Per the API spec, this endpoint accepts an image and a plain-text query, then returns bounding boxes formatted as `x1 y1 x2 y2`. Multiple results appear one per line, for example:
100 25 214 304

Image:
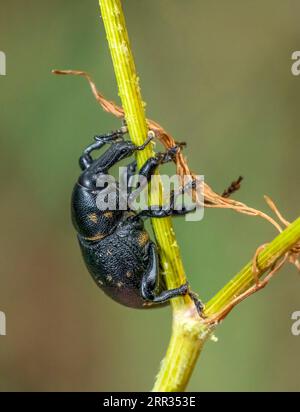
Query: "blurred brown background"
0 0 299 391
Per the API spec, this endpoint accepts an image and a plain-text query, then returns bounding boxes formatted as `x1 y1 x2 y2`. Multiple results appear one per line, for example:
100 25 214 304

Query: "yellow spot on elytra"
142 302 153 307
88 213 98 223
104 211 113 218
137 231 149 247
107 249 112 256
106 275 112 282
84 233 104 241
117 281 123 288
126 271 132 278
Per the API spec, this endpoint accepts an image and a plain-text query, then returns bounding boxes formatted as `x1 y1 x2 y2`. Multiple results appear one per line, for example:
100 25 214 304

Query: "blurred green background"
0 0 299 391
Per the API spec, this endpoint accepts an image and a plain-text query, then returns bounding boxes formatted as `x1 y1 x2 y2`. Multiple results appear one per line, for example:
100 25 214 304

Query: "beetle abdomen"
78 232 150 308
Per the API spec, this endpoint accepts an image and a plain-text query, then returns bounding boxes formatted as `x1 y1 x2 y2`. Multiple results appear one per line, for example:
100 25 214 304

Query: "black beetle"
71 126 202 313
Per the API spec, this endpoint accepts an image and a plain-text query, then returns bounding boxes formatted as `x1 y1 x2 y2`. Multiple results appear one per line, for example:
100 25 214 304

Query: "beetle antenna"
94 126 128 143
136 131 155 151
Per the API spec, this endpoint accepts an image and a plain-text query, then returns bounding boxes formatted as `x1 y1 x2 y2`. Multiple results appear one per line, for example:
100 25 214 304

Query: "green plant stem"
98 0 194 310
153 218 300 391
99 0 203 391
205 216 300 316
98 0 300 392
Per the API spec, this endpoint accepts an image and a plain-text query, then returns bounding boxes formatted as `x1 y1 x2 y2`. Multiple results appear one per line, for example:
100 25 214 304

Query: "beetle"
71 126 203 313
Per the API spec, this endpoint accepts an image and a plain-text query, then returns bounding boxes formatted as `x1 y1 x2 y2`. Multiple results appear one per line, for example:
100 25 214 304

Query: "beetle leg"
134 182 197 218
118 160 138 206
134 180 197 218
79 127 127 170
128 146 179 208
141 243 189 303
120 160 137 193
137 206 196 218
133 145 180 182
139 146 179 179
141 243 204 314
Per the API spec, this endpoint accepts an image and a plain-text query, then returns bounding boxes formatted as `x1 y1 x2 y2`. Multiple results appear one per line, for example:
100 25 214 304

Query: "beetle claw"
187 286 204 317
